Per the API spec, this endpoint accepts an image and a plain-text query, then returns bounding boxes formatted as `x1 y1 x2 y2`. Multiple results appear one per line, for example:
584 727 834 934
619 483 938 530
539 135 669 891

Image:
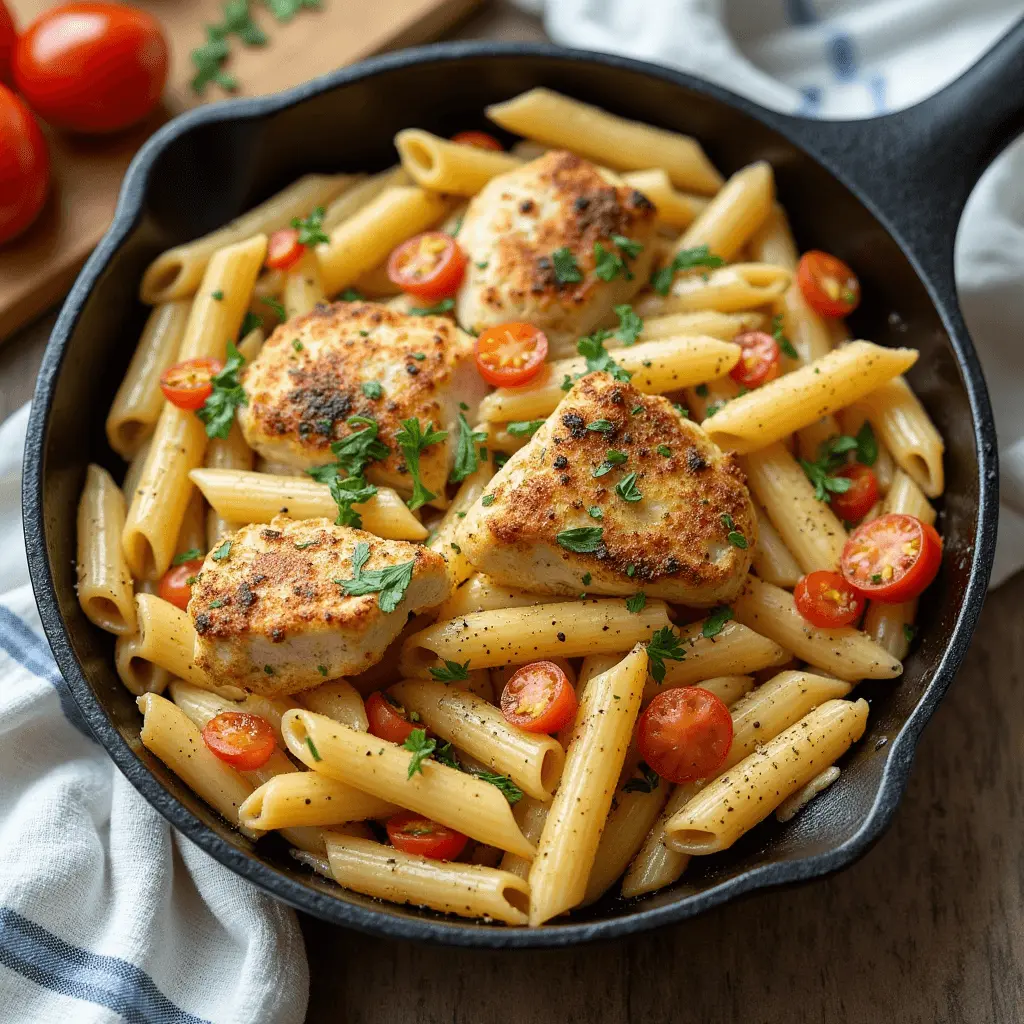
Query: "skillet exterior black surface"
22 35 1016 947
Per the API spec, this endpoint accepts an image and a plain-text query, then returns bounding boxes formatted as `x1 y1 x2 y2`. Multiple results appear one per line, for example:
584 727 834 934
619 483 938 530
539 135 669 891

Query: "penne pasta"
621 169 708 230
636 263 790 318
436 574 559 621
114 631 171 697
640 309 764 343
395 129 523 195
298 679 368 731
203 422 254 548
750 502 803 588
167 679 298 746
427 455 494 585
776 766 841 822
239 772 398 831
283 250 326 318
321 168 406 231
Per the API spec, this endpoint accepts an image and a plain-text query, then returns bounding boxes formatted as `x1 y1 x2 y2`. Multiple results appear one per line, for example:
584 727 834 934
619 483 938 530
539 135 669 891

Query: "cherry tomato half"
14 2 168 134
159 357 223 411
729 330 781 389
796 250 861 318
500 660 577 734
841 513 942 603
265 227 304 271
451 130 504 151
0 2 16 86
366 691 420 744
474 322 549 388
794 570 865 629
386 811 468 861
829 463 879 523
386 231 466 301
637 687 733 784
202 711 276 771
0 84 50 245
158 559 203 611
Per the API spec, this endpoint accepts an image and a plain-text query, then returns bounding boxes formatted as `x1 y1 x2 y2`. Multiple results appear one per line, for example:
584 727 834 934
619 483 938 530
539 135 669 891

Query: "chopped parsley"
240 312 263 336
173 548 203 566
410 352 426 361
317 665 328 676
720 512 747 548
903 624 916 644
771 314 799 359
646 626 686 683
326 474 378 528
468 768 523 804
551 247 582 284
481 494 495 507
588 506 603 519
306 416 390 526
555 527 604 553
197 341 248 439
395 417 448 510
506 419 545 438
577 330 632 383
615 472 642 503
403 728 436 778
586 419 615 436
623 761 659 794
305 736 322 762
450 414 487 484
695 384 709 398
582 572 592 586
340 288 363 301
263 665 275 675
656 444 672 457
335 541 416 614
409 298 455 316
702 605 733 638
292 338 304 352
854 421 878 466
650 245 726 295
429 659 471 682
190 29 237 95
208 598 225 609
264 297 287 321
263 0 322 23
625 592 647 614
594 236 644 282
211 540 231 561
291 206 328 247
593 449 628 477
614 304 644 346
799 432 872 502
211 289 224 301
561 374 575 392
361 380 383 400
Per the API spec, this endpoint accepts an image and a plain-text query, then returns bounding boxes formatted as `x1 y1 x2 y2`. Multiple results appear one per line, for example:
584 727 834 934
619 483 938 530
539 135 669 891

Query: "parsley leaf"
403 728 436 778
340 288 363 301
556 527 604 553
409 298 455 316
614 304 644 346
173 548 203 566
656 444 672 457
855 421 878 466
623 761 659 793
481 494 495 507
625 592 647 613
650 245 726 296
361 380 383 400
551 247 582 284
305 736 322 762
800 439 857 502
264 297 287 321
593 450 628 477
582 572 592 586
772 314 799 359
433 741 461 769
577 330 632 383
903 624 916 644
211 540 231 561
336 541 416 614
240 312 263 337
291 206 328 247
468 768 524 804
611 234 644 259
594 242 631 282
313 415 390 482
450 413 487 484
588 506 603 519
190 28 237 94
327 475 377 528
615 472 643 503
429 659 471 682
197 342 248 439
396 418 448 510
262 0 321 22
702 606 733 638
586 419 615 436
506 420 545 438
646 626 686 683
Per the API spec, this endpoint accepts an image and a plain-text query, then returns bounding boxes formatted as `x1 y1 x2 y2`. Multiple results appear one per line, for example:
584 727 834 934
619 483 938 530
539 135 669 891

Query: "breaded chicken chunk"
189 516 449 695
238 302 489 503
457 373 756 606
455 151 659 356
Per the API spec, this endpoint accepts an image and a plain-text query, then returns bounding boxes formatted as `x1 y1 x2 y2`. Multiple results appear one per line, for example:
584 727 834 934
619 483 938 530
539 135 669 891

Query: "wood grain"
0 0 481 341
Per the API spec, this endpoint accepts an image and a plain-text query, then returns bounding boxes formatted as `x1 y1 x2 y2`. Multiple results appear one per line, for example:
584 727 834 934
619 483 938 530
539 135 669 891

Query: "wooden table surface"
8 3 1023 1022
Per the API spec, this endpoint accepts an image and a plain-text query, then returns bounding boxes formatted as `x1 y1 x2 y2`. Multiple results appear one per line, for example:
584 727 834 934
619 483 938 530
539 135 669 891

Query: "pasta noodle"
621 169 708 230
635 263 790 318
298 679 368 732
395 129 523 195
750 502 803 588
239 772 398 831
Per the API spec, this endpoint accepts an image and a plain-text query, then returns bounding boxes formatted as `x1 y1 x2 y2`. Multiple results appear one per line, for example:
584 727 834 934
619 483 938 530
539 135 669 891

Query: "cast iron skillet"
23 25 1023 947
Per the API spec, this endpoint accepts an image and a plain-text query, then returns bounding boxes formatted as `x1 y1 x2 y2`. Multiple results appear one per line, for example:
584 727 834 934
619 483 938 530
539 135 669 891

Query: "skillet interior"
24 44 994 947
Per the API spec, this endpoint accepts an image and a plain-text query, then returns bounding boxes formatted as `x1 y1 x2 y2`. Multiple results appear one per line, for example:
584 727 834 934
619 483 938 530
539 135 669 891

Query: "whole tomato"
14 2 168 134
0 1 15 86
0 84 49 245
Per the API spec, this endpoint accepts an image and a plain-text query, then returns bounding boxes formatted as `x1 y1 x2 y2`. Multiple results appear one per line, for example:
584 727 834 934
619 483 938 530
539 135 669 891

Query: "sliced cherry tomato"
386 810 468 861
265 227 304 271
841 513 942 603
637 687 733 784
14 2 168 134
796 250 861 318
451 130 504 151
386 231 466 301
0 2 16 86
794 570 865 629
366 691 421 744
202 711 276 771
829 462 879 523
159 357 223 411
158 559 203 611
0 84 50 245
500 660 577 734
729 330 781 389
474 322 549 387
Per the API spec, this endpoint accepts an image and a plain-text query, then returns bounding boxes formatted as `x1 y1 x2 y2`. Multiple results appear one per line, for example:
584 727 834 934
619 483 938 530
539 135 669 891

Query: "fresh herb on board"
396 418 448 510
335 541 416 614
197 342 248 439
650 245 726 296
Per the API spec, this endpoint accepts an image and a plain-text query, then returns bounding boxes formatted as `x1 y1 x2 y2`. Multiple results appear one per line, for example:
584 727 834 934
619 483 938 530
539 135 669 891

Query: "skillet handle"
776 16 1024 284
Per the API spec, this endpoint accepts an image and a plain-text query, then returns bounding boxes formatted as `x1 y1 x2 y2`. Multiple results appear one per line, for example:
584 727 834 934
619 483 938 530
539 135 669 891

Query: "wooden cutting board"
0 0 481 341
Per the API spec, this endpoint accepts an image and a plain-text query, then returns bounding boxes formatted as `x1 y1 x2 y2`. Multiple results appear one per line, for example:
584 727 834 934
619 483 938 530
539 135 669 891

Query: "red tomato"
794 570 865 629
366 691 421 744
500 661 577 734
386 231 466 301
0 2 16 86
0 84 49 245
158 560 203 611
386 811 468 861
474 322 549 387
202 711 276 771
451 130 503 151
729 330 781 389
14 2 168 134
841 513 942 603
796 250 861 318
637 687 733 784
828 463 879 523
159 357 223 411
265 227 304 271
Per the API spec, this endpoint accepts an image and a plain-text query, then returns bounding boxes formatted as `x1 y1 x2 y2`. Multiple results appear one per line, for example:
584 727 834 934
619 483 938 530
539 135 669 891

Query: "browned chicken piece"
457 372 756 606
189 516 450 695
237 302 489 505
455 150 659 356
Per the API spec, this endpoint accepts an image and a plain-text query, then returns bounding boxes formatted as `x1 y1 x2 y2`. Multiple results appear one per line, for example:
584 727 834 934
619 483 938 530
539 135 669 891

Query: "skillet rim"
22 40 998 948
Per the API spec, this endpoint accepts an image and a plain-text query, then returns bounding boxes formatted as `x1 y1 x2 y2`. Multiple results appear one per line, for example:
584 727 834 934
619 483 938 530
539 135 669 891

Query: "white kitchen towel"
518 0 1024 586
0 406 309 1023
